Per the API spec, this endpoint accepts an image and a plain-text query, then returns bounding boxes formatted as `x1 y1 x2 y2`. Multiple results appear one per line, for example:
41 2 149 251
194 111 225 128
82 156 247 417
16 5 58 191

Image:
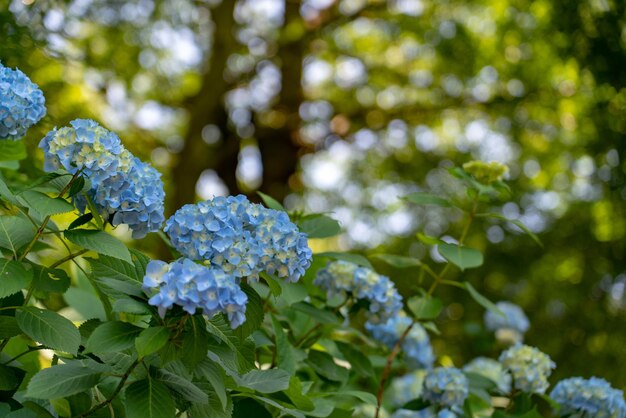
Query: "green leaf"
64 230 132 264
16 307 80 354
271 315 297 374
464 282 503 315
135 326 170 358
31 265 70 293
331 390 377 405
438 242 483 271
235 283 264 340
157 368 208 404
0 260 32 298
236 369 291 393
18 191 74 217
298 214 341 238
26 362 103 399
307 350 349 382
315 251 373 269
0 316 22 338
290 302 339 324
113 298 150 315
0 364 24 390
285 376 314 411
407 295 444 320
257 191 285 211
417 233 444 245
0 216 35 257
404 192 452 207
67 176 86 198
260 272 282 296
195 359 228 411
85 321 142 353
0 176 19 205
87 252 146 299
370 253 421 268
125 378 176 418
67 213 93 230
335 341 374 377
0 140 26 161
181 315 210 369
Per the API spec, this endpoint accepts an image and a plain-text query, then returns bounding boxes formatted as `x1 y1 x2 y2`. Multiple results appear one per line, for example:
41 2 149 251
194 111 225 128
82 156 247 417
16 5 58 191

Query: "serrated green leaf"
0 140 26 161
125 378 175 418
235 283 264 340
0 364 24 390
181 315 210 369
315 251 373 269
307 350 349 382
26 362 103 399
0 216 35 257
157 368 208 404
257 191 285 211
16 307 80 354
195 359 228 410
285 376 314 411
236 369 291 393
298 214 341 238
0 176 18 205
136 327 170 358
30 265 70 293
85 321 142 353
0 260 32 298
370 253 421 268
271 315 297 374
404 192 452 207
64 230 131 264
407 295 444 320
438 242 483 271
260 272 282 296
0 316 21 338
18 191 74 217
113 298 150 314
464 282 503 316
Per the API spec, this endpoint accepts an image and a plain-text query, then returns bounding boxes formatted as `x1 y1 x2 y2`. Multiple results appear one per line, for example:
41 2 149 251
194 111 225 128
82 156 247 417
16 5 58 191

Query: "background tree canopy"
2 0 626 389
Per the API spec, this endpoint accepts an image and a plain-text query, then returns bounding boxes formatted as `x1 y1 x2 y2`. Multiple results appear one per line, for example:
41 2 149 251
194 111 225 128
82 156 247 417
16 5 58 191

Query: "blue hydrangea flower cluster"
499 344 555 394
392 408 456 418
366 313 434 369
550 377 626 418
390 370 427 407
463 357 512 394
484 301 530 335
164 195 312 282
39 119 165 238
314 260 403 322
422 367 469 409
0 63 46 140
143 258 247 328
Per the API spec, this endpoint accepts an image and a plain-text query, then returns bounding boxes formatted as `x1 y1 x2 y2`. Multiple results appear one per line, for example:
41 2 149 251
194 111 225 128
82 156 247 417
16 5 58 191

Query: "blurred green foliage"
2 0 626 390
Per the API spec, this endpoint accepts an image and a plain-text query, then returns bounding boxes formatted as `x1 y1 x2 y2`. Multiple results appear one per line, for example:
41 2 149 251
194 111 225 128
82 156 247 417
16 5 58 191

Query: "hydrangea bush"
0 65 624 418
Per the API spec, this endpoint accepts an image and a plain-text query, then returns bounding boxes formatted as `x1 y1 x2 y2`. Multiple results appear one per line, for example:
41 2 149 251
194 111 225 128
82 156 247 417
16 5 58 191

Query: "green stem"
76 359 140 418
2 345 47 365
48 249 89 269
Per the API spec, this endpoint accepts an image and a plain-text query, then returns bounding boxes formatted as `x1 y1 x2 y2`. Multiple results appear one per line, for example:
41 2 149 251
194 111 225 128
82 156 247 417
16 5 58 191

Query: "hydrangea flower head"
484 302 530 338
390 370 427 407
550 377 626 418
499 344 555 394
366 313 434 369
0 62 46 140
107 158 166 238
314 260 402 322
165 195 312 282
143 258 247 328
422 367 468 409
463 357 511 394
40 119 165 237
